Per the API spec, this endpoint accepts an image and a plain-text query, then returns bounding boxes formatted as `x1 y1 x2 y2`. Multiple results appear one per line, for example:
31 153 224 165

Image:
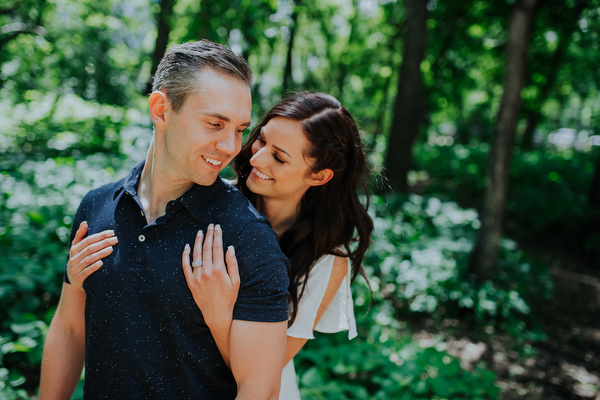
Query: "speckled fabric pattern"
65 162 290 399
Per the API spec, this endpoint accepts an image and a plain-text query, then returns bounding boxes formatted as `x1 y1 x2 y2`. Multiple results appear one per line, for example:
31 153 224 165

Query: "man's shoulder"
81 175 127 205
209 179 266 225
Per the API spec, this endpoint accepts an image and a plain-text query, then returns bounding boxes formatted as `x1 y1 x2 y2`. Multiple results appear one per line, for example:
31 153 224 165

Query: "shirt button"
140 210 144 216
138 234 146 242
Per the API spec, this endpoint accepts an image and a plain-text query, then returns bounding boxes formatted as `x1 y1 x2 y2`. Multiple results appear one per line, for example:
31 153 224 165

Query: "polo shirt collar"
112 161 225 222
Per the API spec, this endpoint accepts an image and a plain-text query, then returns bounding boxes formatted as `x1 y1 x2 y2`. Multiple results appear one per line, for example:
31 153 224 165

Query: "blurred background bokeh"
1 0 599 398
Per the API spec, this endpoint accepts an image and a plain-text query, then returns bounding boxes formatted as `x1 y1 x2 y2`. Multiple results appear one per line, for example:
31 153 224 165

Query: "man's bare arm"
39 282 86 400
230 320 288 400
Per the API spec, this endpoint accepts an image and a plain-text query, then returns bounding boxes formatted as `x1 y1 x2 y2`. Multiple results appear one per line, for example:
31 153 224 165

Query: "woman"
67 93 373 398
181 93 373 398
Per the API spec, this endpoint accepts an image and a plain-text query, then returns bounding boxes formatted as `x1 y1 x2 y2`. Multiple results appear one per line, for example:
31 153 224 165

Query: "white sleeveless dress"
278 253 358 400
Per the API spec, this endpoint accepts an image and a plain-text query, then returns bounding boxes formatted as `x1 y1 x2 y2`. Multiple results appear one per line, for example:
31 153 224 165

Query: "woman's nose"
250 146 267 167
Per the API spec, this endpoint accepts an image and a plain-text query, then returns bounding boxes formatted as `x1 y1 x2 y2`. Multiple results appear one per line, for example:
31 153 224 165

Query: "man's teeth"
203 156 222 166
255 169 273 180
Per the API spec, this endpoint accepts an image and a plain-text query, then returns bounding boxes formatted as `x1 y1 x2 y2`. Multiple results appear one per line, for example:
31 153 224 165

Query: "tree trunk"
470 0 542 281
145 0 174 95
383 0 427 192
282 0 301 95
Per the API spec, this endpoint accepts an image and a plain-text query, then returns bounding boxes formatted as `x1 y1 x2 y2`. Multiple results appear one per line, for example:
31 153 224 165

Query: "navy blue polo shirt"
65 162 290 399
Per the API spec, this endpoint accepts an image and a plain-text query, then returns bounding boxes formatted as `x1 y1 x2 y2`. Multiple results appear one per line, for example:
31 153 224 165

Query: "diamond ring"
192 260 203 268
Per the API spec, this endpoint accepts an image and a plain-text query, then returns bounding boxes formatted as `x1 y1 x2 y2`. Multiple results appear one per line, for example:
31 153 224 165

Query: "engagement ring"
192 260 203 268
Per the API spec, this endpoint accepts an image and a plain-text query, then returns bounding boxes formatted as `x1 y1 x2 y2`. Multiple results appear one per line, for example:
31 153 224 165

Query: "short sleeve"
231 219 290 323
286 253 357 340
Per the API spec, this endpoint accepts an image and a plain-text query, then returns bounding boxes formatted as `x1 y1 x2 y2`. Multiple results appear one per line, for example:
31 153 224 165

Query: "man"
39 40 290 400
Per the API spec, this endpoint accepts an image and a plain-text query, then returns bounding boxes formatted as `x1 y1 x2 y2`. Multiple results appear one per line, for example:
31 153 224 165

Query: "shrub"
364 193 552 336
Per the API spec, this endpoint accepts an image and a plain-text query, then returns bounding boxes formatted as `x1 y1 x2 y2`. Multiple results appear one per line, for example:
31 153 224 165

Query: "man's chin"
194 173 220 187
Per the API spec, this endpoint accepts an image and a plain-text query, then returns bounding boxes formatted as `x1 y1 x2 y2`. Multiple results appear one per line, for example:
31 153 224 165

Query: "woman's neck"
257 196 301 237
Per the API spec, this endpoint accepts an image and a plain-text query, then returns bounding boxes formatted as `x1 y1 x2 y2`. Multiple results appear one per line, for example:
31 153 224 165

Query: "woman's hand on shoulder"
67 221 117 290
182 224 240 330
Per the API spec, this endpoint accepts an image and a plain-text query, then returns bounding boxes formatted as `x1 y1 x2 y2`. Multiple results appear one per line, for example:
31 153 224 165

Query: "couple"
39 40 373 399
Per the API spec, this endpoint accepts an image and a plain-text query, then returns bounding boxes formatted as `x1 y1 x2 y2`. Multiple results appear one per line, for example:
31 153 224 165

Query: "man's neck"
138 138 194 223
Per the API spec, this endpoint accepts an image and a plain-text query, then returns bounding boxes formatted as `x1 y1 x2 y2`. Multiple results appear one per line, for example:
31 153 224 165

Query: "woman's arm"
40 222 116 398
283 255 349 365
182 224 240 367
182 235 350 369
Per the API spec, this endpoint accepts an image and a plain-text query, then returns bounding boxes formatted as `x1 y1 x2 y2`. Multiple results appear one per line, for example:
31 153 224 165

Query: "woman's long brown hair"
234 93 374 324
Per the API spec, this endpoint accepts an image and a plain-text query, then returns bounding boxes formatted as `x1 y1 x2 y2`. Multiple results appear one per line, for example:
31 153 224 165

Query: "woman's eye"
257 134 266 144
273 154 285 164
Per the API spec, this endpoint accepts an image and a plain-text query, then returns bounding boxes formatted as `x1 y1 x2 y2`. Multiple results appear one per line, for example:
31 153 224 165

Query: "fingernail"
208 224 214 230
228 245 235 256
197 230 203 236
216 224 221 231
108 230 115 235
185 243 190 250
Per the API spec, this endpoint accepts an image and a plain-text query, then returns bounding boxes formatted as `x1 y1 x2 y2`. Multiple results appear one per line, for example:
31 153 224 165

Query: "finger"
226 245 240 289
71 235 118 268
71 229 116 259
71 221 89 246
203 224 214 273
193 230 204 266
71 244 114 278
212 225 224 270
73 260 103 284
182 244 192 283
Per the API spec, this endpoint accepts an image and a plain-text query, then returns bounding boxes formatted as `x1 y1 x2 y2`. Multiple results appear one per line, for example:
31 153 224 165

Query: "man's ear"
309 169 334 187
149 91 168 131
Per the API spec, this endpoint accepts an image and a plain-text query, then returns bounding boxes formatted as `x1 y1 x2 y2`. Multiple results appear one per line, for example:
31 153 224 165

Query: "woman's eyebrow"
272 145 291 158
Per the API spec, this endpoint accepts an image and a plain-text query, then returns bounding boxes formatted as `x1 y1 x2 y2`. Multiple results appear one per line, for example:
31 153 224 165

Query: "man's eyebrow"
206 113 251 127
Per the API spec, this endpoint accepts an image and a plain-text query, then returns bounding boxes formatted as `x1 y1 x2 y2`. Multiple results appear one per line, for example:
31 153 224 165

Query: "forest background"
1 0 599 399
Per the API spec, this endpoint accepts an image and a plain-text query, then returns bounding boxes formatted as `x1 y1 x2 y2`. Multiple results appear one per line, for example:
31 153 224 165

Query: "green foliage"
0 89 148 395
507 148 597 251
365 193 552 336
412 139 600 264
295 292 500 399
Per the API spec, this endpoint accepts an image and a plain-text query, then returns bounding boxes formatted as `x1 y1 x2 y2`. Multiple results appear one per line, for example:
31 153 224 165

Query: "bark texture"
145 0 174 95
384 0 427 192
470 0 541 280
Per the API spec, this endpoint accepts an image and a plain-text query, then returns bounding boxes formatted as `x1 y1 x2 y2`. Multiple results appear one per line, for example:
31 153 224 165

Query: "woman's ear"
309 169 334 187
149 91 168 131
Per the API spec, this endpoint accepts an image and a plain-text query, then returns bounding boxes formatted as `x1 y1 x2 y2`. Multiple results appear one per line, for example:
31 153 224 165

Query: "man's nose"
216 129 239 156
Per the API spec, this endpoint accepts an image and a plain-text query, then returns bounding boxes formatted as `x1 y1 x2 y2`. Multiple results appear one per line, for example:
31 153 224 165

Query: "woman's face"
245 117 316 205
